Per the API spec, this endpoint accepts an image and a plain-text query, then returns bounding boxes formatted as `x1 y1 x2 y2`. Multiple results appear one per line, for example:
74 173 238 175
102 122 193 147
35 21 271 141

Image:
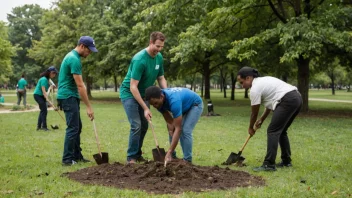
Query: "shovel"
149 120 166 162
223 134 252 165
46 99 65 129
92 120 109 165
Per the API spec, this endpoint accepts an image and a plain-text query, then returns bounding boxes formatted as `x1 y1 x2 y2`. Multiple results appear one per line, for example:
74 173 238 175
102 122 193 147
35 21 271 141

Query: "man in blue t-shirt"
145 86 203 163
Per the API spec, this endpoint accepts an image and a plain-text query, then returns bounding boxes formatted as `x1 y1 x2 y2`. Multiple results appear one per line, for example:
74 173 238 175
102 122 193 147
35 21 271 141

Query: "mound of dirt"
64 161 265 194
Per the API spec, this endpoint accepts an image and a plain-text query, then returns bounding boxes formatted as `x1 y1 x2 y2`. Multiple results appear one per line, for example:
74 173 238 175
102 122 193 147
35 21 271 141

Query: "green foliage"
0 22 16 83
7 4 46 85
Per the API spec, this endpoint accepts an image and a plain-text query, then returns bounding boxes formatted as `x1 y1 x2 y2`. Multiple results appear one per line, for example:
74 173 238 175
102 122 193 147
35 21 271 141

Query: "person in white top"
237 66 302 172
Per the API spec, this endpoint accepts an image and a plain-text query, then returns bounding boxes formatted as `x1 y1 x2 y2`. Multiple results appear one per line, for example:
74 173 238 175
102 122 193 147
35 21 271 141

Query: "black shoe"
276 161 292 167
78 158 91 163
36 127 41 131
136 156 147 162
62 160 77 166
253 164 277 172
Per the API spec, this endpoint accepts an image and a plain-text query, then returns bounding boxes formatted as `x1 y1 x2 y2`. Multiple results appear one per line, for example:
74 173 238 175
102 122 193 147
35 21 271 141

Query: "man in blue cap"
57 36 98 166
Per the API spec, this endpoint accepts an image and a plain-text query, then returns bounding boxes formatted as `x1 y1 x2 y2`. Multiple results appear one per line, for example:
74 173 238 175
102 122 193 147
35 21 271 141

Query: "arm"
162 111 175 136
73 74 94 120
248 104 260 136
130 78 151 120
41 86 50 101
157 75 167 89
255 108 271 128
167 116 182 154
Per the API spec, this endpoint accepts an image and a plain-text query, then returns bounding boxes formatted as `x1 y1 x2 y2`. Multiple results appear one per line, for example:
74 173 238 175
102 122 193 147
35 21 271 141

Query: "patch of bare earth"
64 161 265 194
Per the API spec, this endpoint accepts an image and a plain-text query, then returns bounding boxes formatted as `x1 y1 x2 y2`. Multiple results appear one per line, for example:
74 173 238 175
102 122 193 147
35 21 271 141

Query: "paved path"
309 98 352 104
0 103 55 114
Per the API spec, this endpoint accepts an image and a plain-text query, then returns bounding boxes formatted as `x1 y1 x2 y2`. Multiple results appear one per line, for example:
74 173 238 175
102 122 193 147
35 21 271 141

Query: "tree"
228 0 352 112
0 22 16 84
7 4 46 85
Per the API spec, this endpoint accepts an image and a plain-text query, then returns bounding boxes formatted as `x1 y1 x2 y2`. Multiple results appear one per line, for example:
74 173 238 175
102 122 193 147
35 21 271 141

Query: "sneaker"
276 161 292 167
62 160 77 166
136 156 147 163
253 164 277 172
77 158 91 163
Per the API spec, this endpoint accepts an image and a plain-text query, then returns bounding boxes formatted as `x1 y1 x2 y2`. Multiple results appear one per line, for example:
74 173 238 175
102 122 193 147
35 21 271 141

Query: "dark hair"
150 32 165 43
40 71 50 78
21 74 25 78
237 66 260 79
145 86 162 101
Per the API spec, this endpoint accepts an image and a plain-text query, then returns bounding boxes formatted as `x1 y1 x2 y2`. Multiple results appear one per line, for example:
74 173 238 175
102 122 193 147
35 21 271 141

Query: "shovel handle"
240 135 252 152
149 120 160 147
46 100 65 122
92 120 103 157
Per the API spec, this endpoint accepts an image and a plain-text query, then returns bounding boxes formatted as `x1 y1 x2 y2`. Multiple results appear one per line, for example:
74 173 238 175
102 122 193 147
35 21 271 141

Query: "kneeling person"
145 86 203 163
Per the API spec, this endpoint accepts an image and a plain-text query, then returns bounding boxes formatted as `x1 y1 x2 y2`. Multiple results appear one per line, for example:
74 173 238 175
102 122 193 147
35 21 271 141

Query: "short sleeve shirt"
250 77 297 110
33 77 49 96
158 88 202 118
17 78 27 89
57 50 82 99
119 49 164 100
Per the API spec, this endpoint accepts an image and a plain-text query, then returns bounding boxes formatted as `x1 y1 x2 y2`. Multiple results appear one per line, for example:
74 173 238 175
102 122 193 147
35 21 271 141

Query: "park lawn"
0 90 351 197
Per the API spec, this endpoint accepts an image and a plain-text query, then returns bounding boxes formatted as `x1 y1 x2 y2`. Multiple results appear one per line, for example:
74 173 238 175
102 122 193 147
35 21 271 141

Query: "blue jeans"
59 97 83 163
170 101 203 162
17 90 26 106
122 98 149 161
34 94 48 128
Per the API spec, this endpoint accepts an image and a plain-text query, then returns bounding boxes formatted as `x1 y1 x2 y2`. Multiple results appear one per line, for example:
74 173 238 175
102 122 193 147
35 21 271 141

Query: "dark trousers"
34 94 48 128
264 90 302 165
59 97 83 163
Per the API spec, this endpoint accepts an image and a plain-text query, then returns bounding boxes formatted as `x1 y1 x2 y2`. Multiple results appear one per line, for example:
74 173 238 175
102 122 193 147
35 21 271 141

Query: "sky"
0 0 54 22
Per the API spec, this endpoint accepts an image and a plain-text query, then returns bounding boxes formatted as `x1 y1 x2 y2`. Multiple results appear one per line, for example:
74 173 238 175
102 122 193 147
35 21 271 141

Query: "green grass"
0 89 351 197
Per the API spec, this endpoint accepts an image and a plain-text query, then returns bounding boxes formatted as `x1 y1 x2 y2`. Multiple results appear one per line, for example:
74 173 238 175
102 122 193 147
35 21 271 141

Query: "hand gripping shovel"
223 134 252 165
92 120 109 165
149 120 166 162
46 100 64 130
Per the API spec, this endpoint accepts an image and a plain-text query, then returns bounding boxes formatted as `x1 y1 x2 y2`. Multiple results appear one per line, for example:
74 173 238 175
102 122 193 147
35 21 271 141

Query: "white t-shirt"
250 77 297 110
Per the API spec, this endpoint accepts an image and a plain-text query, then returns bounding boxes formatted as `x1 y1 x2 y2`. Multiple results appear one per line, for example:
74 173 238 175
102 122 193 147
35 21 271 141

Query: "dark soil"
64 161 265 194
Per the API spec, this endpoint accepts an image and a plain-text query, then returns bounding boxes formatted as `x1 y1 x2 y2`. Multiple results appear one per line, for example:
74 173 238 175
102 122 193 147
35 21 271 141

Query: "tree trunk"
203 60 211 99
201 74 204 97
86 75 92 99
244 88 249 98
113 74 118 92
231 71 236 100
331 72 335 95
296 55 310 112
104 78 107 90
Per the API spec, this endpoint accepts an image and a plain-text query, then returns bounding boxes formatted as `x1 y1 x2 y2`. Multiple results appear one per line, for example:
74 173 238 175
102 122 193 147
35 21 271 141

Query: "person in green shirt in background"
120 31 168 164
17 74 28 106
33 66 58 131
57 36 97 166
0 93 4 103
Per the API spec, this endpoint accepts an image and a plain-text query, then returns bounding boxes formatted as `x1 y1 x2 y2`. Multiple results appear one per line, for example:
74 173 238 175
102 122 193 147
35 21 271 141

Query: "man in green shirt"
57 36 97 166
120 32 167 164
17 74 28 106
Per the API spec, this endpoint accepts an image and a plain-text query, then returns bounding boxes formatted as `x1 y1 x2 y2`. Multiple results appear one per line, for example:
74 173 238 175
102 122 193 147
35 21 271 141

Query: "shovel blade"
152 147 166 162
223 152 245 165
93 152 109 165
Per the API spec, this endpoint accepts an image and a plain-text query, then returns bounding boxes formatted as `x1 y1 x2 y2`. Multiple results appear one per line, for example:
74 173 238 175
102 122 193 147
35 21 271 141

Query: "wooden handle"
46 100 65 122
93 120 102 157
240 135 252 152
149 120 160 147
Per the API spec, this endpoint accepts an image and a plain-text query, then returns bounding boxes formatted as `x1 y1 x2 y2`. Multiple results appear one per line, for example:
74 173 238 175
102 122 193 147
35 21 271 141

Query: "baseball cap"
47 66 58 73
78 36 98 52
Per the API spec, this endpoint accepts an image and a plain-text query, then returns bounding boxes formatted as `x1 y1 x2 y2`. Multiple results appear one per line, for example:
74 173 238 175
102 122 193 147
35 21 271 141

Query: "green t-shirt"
120 49 164 100
57 50 82 99
17 78 27 89
34 77 49 96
